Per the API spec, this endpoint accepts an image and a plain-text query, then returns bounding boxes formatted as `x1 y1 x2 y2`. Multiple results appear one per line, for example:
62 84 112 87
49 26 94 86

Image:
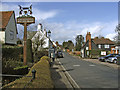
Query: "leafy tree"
75 35 84 51
62 41 68 48
62 40 74 51
68 40 74 51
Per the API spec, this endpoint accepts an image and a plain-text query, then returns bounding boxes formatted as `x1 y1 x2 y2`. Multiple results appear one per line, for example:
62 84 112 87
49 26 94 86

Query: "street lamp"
48 30 51 57
48 30 51 38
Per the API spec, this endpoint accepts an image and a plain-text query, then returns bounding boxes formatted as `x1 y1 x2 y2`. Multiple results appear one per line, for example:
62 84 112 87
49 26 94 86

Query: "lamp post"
48 30 51 57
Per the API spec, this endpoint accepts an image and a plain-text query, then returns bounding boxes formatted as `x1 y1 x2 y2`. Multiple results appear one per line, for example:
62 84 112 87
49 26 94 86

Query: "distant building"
0 11 18 44
81 32 115 58
111 31 120 54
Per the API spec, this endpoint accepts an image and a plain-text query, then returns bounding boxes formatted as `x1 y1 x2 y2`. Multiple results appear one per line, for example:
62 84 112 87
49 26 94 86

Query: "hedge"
34 51 48 62
27 39 33 63
2 45 23 61
3 56 53 88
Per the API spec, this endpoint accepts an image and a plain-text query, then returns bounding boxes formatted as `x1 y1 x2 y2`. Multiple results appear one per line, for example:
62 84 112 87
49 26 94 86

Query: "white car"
106 54 120 64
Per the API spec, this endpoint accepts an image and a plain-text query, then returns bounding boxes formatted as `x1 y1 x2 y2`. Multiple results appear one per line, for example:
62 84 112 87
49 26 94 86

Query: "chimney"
37 23 42 31
86 32 91 50
44 29 47 37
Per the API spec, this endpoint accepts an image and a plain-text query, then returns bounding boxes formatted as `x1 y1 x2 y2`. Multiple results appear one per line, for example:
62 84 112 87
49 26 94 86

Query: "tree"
115 24 120 45
75 35 84 51
32 34 46 58
68 40 74 51
62 41 68 49
39 37 46 48
62 40 74 51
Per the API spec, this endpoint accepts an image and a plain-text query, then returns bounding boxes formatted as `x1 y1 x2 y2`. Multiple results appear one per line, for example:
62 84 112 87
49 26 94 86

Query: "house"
111 43 120 54
81 32 115 58
0 11 18 44
31 23 54 51
111 33 120 54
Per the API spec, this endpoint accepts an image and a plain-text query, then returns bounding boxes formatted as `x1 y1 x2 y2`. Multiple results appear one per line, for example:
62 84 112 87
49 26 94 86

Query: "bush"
2 59 28 75
2 45 23 61
27 39 33 63
3 56 54 88
89 49 101 58
34 51 48 62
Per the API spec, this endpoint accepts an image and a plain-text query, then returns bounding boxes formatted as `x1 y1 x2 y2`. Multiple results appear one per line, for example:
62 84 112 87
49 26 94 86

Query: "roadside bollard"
32 69 36 79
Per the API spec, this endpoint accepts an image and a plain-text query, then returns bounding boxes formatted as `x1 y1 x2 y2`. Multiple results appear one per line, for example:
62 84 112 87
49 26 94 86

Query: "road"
58 52 118 88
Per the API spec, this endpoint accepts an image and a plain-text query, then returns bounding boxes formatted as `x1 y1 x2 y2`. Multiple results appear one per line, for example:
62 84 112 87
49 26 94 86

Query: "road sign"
17 17 35 24
17 5 35 65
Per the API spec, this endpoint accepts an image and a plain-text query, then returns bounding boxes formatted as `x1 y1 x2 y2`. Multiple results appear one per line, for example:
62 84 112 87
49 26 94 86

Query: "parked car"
56 50 64 58
98 54 118 62
106 54 120 64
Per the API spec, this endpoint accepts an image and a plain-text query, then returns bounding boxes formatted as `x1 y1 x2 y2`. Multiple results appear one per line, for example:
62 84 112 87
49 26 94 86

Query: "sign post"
17 5 35 65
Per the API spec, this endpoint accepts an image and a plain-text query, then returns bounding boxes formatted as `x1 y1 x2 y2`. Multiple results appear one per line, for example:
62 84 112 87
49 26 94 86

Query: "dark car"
106 54 120 64
56 50 64 58
98 54 118 62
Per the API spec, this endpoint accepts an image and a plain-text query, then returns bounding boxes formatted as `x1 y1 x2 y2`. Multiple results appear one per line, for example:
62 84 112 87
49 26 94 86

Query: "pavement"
50 59 73 89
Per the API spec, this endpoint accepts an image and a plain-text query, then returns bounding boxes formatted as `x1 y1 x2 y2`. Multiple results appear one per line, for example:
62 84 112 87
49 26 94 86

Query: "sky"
0 2 118 44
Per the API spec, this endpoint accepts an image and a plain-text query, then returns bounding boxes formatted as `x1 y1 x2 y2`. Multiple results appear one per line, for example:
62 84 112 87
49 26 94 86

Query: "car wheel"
113 60 117 64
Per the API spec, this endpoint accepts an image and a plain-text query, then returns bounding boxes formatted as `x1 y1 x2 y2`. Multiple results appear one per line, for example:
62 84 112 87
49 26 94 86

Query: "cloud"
105 33 117 41
0 3 58 20
0 3 117 44
41 21 117 44
0 3 58 39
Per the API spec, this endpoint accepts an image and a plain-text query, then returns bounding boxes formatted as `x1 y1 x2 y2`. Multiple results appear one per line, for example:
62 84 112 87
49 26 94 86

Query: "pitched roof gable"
93 37 115 44
0 11 14 29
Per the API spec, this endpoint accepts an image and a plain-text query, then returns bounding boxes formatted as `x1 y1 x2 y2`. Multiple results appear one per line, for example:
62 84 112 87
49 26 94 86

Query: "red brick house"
81 32 115 58
111 46 120 54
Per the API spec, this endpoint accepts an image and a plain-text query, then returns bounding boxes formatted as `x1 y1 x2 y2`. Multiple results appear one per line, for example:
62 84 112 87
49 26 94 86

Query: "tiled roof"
0 11 13 29
93 37 115 44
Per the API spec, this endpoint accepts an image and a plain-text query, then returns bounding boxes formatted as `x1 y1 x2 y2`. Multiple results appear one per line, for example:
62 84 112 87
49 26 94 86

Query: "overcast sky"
0 2 118 44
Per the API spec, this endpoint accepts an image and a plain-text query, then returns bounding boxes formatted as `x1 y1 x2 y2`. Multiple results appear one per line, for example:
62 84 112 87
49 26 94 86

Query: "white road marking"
73 65 80 67
57 59 80 89
89 64 95 67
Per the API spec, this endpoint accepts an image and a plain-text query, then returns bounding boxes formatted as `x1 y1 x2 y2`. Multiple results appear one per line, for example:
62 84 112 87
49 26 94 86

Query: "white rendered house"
31 23 49 51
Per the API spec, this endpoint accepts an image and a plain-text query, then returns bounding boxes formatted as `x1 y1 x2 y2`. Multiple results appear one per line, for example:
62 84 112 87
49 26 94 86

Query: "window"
98 44 101 48
104 45 109 48
86 47 88 50
10 31 14 40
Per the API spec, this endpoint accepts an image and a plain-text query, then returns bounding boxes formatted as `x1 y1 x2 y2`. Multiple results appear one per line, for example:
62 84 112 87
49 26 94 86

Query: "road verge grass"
3 56 54 89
